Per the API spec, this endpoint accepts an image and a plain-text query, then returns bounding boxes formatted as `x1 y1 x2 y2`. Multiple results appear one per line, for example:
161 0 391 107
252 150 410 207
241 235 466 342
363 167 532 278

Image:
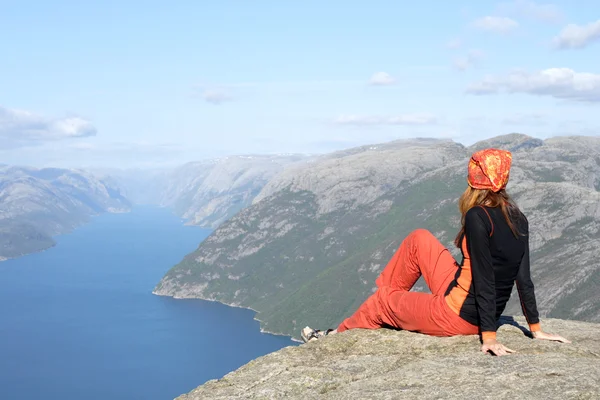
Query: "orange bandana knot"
467 148 512 192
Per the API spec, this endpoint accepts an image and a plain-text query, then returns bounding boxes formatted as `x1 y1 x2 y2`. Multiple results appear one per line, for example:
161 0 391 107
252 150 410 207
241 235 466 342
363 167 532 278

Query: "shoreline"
0 207 132 264
0 243 58 264
152 290 302 343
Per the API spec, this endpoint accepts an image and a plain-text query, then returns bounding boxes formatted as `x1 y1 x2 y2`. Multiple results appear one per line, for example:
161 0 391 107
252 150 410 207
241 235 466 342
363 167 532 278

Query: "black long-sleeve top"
445 205 541 341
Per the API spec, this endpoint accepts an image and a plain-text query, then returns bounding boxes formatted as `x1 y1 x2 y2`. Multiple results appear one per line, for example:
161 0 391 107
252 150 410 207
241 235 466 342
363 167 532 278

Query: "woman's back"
484 206 528 267
445 205 534 328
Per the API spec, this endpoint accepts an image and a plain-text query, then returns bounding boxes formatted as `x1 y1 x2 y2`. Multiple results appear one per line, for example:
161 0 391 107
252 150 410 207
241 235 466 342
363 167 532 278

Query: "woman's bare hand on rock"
532 331 571 343
481 339 515 356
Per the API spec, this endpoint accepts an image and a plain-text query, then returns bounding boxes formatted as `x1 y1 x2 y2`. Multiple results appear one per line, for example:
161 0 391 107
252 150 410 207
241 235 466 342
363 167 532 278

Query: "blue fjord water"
0 206 296 400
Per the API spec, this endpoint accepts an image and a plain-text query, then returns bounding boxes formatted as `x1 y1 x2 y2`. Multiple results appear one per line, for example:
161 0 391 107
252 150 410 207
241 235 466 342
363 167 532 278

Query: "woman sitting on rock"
301 148 570 356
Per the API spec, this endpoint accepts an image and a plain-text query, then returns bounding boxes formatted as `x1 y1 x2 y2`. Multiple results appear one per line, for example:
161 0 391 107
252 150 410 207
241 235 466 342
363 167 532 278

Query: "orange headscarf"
467 148 512 192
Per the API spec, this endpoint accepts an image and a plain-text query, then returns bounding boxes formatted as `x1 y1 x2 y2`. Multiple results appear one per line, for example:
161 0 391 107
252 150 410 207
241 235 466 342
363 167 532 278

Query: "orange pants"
337 229 479 336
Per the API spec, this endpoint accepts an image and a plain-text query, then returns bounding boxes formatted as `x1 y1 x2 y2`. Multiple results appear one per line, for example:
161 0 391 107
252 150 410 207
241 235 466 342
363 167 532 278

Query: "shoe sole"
300 327 315 343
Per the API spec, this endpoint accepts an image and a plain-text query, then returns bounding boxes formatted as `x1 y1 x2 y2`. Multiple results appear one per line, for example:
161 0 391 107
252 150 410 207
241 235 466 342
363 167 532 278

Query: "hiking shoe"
300 326 336 343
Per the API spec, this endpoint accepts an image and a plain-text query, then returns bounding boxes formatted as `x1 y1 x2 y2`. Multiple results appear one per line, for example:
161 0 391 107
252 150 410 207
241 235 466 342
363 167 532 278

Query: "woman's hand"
481 338 515 356
532 331 571 343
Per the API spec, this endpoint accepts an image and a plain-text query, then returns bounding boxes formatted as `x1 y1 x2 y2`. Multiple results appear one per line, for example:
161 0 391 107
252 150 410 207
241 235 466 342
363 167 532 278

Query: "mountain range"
97 154 308 228
0 166 131 260
5 134 599 343
2 154 307 261
153 134 600 340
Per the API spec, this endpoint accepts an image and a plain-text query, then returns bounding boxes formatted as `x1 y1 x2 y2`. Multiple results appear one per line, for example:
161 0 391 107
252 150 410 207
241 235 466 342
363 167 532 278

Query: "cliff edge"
177 317 599 399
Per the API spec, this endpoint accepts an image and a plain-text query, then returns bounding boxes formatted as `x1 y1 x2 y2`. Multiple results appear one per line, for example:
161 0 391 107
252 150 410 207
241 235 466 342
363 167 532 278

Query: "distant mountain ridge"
103 154 310 228
0 166 131 260
3 154 309 261
154 134 600 340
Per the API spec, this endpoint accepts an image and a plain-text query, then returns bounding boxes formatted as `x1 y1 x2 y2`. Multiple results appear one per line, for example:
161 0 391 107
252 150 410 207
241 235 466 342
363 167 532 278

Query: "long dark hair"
454 186 523 247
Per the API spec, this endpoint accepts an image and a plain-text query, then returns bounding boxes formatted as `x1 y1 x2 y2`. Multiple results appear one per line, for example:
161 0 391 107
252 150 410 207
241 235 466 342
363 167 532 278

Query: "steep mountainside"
103 155 309 229
154 134 600 339
158 155 309 228
0 166 131 260
177 317 599 400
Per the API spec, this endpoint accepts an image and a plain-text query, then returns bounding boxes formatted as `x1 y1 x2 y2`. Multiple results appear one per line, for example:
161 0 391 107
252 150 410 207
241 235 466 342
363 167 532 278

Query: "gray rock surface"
177 317 600 400
253 139 462 215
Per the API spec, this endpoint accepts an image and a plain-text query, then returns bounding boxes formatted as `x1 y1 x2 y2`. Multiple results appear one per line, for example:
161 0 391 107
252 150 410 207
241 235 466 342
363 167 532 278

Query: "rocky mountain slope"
154 134 600 339
177 317 599 400
0 166 131 260
157 155 308 228
103 155 309 229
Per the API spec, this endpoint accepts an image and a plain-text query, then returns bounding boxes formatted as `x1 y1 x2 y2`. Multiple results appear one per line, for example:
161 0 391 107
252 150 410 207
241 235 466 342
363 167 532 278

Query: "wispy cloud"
496 0 563 23
201 89 232 104
368 72 396 86
552 19 600 49
193 70 448 93
0 106 96 149
68 142 97 151
452 49 485 71
501 112 548 125
69 141 182 154
472 16 519 34
334 113 438 126
466 68 600 102
11 140 188 169
555 121 599 137
446 38 462 49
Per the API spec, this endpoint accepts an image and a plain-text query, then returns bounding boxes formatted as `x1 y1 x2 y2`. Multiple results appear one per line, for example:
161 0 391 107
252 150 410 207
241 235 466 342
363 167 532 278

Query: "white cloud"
453 49 485 71
334 113 438 126
472 16 519 33
202 89 232 104
497 1 563 23
0 106 96 149
466 68 600 102
369 72 396 86
552 19 600 49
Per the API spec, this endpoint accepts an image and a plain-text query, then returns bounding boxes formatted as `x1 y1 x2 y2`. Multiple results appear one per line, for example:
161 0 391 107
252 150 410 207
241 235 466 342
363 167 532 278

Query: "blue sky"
1 0 599 168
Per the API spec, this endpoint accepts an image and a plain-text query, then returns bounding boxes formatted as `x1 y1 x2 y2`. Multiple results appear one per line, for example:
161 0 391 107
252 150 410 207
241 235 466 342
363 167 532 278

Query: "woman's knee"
407 228 434 243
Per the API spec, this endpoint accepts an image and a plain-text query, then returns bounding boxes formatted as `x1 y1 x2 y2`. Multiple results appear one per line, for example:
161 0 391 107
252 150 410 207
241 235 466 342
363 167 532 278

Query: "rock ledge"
177 317 599 399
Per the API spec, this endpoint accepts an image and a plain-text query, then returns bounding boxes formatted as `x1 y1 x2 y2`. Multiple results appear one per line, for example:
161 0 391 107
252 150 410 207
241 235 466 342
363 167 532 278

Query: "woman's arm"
514 217 542 333
516 217 571 344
